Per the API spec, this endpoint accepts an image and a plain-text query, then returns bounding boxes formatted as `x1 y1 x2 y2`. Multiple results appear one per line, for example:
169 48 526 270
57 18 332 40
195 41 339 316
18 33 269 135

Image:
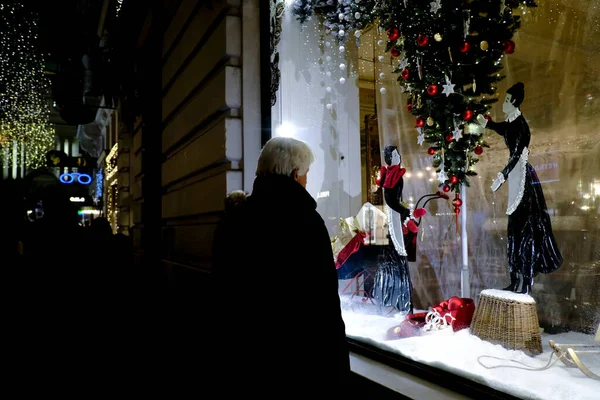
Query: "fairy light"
0 3 55 169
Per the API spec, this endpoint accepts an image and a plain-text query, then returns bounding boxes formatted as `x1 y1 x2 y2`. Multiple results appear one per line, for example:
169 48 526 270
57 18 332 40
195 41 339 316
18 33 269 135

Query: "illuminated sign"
78 209 100 215
60 172 92 185
70 197 85 203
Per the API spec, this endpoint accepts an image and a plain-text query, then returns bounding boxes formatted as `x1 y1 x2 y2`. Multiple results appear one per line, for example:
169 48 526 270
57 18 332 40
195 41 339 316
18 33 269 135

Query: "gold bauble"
434 33 443 42
480 40 489 51
426 117 434 126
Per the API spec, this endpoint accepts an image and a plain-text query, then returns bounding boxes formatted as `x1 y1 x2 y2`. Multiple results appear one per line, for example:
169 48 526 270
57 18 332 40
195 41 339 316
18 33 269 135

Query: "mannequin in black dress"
477 82 563 294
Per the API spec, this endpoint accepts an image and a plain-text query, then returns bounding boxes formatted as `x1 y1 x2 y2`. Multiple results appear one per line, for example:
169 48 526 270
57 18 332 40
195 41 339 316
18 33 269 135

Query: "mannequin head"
503 82 525 114
384 146 401 166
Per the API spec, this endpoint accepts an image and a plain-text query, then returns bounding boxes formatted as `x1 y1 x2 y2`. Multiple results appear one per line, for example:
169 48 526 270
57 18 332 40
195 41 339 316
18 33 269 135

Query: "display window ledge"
348 339 520 400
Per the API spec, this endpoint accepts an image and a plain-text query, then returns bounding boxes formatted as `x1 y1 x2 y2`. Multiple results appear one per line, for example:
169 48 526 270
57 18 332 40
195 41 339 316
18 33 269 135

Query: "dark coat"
211 174 350 395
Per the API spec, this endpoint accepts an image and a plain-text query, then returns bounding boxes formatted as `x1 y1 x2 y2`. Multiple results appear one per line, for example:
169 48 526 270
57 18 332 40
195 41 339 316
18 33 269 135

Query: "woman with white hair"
212 136 350 395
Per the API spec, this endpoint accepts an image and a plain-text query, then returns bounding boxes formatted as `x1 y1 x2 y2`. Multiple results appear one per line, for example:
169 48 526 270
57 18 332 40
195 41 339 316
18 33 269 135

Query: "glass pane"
276 1 600 397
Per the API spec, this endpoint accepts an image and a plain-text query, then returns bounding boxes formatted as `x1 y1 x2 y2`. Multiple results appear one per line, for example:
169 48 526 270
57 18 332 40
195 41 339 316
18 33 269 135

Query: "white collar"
505 108 522 122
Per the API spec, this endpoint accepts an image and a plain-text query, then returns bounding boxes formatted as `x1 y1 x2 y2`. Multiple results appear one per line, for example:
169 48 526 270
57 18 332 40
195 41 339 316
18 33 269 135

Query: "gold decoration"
448 47 453 63
427 117 434 126
480 40 489 50
434 33 443 42
473 78 477 93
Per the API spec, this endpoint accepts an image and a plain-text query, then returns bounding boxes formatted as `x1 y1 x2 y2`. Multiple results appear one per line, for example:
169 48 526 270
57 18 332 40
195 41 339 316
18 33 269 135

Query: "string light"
0 3 54 169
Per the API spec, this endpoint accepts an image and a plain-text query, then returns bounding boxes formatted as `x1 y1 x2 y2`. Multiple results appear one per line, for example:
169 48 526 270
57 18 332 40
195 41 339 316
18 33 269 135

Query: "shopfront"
272 1 599 398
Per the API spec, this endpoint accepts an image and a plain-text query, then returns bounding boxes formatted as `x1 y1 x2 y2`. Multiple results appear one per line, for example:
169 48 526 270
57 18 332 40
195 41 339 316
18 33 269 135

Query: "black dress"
486 115 563 285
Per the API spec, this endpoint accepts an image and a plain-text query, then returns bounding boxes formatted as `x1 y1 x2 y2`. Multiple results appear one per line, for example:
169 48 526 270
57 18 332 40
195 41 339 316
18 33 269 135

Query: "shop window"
274 1 599 397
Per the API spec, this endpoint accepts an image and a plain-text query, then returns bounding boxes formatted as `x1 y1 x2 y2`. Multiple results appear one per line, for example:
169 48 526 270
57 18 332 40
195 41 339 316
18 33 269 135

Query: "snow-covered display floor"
341 299 600 399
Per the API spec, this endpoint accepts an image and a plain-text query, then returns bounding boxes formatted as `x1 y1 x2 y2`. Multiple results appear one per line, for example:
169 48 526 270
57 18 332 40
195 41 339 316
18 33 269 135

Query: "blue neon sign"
60 172 92 185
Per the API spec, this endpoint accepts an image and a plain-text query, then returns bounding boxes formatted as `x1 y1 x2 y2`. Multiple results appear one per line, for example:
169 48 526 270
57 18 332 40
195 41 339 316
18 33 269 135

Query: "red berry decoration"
462 110 474 121
474 145 483 155
390 47 401 57
401 68 410 80
427 147 436 155
416 117 425 127
459 41 470 53
449 175 459 184
427 84 438 96
416 34 429 47
442 184 451 193
502 40 516 54
406 103 413 112
445 134 453 142
387 27 400 41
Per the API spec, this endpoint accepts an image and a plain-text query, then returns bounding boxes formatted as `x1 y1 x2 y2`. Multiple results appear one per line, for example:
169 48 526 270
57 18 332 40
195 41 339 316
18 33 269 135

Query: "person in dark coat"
211 136 350 395
478 82 563 294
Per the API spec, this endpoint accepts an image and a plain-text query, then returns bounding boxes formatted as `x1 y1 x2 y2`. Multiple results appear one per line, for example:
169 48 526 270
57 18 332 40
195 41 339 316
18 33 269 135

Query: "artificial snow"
342 300 600 400
479 288 537 304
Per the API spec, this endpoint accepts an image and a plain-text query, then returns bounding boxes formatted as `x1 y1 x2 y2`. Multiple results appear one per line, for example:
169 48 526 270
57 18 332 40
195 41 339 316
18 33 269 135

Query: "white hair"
256 136 315 177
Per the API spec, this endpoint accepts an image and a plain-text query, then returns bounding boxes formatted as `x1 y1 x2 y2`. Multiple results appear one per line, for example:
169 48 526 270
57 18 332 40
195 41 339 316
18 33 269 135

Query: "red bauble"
452 197 463 207
449 175 459 184
401 68 410 80
387 27 400 41
416 117 425 127
445 134 454 142
390 48 401 57
406 103 413 112
463 110 474 121
442 184 451 193
502 40 516 54
416 34 429 47
474 145 483 155
484 115 492 121
459 41 471 53
427 84 438 96
427 147 436 155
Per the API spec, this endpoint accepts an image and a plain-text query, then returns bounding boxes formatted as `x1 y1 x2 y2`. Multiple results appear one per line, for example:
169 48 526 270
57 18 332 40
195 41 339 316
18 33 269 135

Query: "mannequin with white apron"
478 82 563 294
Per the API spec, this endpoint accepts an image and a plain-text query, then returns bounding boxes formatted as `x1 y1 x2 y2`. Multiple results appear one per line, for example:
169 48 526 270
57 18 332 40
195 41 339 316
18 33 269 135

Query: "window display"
274 0 600 398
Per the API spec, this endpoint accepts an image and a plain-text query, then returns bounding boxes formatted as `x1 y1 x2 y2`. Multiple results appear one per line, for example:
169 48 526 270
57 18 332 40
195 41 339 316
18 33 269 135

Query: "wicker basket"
470 289 542 355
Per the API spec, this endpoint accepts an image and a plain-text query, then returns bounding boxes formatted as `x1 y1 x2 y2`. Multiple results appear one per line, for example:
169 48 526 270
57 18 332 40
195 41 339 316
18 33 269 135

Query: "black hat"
506 82 525 108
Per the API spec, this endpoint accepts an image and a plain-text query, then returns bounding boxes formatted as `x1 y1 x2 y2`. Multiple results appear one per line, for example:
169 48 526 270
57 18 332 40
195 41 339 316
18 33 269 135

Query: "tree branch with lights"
0 2 55 170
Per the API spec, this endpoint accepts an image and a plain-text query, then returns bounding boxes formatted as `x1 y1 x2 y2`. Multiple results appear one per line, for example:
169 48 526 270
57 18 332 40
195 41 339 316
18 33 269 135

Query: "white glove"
476 114 488 127
491 172 505 192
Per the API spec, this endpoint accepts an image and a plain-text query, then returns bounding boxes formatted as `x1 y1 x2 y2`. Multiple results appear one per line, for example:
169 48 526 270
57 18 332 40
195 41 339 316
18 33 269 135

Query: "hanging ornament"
434 33 443 42
474 145 483 155
339 77 346 84
417 94 422 108
398 55 409 70
387 27 400 41
473 77 477 93
377 39 384 46
406 103 413 112
463 11 471 39
430 0 442 14
452 193 462 233
378 55 385 62
442 75 455 96
326 86 332 92
484 115 492 121
480 40 489 51
339 45 346 52
459 41 470 53
442 184 451 193
417 130 425 146
427 147 437 155
445 133 454 142
355 12 361 19
416 117 425 127
448 47 453 63
502 40 516 54
437 169 448 183
418 58 423 79
417 34 429 47
339 63 346 70
427 85 438 96
452 125 463 140
391 48 401 57
380 87 387 94
354 30 361 38
449 175 459 184
462 110 474 121
338 29 345 37
427 116 435 126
